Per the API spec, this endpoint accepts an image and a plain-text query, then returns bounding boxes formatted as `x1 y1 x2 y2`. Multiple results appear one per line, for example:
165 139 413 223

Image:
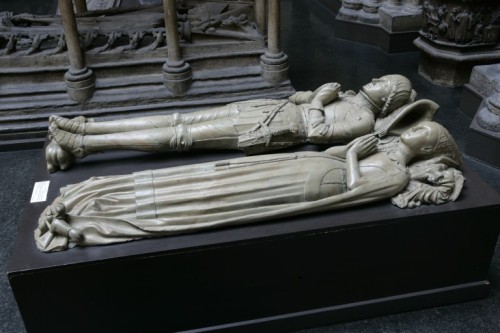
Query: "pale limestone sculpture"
46 74 439 172
35 121 464 252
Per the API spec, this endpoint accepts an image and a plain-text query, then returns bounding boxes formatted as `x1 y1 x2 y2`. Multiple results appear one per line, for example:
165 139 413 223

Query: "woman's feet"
35 201 84 252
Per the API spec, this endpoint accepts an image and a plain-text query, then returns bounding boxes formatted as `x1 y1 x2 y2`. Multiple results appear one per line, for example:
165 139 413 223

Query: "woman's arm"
344 135 378 189
324 145 348 158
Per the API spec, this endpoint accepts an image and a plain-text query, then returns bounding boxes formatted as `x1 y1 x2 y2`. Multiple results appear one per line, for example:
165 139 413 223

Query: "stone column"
255 0 267 33
260 0 289 85
74 0 88 14
162 0 192 96
58 0 95 102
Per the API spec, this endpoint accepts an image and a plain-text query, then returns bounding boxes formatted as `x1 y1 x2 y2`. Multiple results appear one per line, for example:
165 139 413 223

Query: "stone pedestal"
461 64 500 117
415 0 500 87
462 64 500 169
335 0 422 52
379 4 422 33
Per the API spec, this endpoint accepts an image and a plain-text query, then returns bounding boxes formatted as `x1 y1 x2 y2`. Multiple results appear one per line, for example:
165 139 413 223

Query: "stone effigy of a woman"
35 121 465 252
45 74 439 172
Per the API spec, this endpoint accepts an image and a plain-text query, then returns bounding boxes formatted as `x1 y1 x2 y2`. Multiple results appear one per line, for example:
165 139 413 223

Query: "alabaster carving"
35 121 465 252
46 74 439 172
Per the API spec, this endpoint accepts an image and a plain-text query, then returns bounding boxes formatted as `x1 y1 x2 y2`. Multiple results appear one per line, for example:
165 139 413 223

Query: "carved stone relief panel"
421 0 500 48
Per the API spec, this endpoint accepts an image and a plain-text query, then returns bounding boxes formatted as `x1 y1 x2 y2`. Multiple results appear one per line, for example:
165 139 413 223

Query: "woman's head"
392 121 464 209
401 121 462 168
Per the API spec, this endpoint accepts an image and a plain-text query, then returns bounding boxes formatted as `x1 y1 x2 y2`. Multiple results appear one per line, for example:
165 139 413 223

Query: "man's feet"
48 126 88 159
46 115 94 172
49 115 92 134
45 141 75 173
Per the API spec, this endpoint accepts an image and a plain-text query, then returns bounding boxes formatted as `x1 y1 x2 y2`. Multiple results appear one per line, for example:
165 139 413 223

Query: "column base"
162 61 192 96
337 0 363 20
358 0 382 24
64 68 95 103
260 52 289 85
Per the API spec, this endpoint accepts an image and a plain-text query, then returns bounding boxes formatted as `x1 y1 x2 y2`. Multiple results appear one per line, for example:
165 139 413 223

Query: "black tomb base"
460 83 484 118
333 19 419 53
7 147 500 333
466 117 500 169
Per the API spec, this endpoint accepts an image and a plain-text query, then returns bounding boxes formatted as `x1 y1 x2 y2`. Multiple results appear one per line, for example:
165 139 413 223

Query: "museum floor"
1 0 500 332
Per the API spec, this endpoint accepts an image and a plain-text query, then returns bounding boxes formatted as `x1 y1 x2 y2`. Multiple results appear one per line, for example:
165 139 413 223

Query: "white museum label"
30 181 50 203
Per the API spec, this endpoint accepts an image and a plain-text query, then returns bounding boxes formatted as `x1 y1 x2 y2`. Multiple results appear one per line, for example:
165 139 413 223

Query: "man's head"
361 74 412 117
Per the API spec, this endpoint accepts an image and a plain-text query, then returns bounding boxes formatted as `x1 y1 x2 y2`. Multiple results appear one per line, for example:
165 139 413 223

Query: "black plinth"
460 83 484 118
318 0 342 14
466 117 500 169
333 19 419 53
7 147 500 333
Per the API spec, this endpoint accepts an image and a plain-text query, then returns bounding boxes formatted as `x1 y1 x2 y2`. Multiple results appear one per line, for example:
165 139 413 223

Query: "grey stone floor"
1 0 500 332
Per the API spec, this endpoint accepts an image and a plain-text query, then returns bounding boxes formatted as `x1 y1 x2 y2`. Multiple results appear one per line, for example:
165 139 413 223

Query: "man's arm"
289 82 341 105
300 83 342 140
308 110 375 144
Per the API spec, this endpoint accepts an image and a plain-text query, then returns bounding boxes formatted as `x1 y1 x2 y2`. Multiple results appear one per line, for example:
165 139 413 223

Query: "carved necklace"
377 138 410 172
